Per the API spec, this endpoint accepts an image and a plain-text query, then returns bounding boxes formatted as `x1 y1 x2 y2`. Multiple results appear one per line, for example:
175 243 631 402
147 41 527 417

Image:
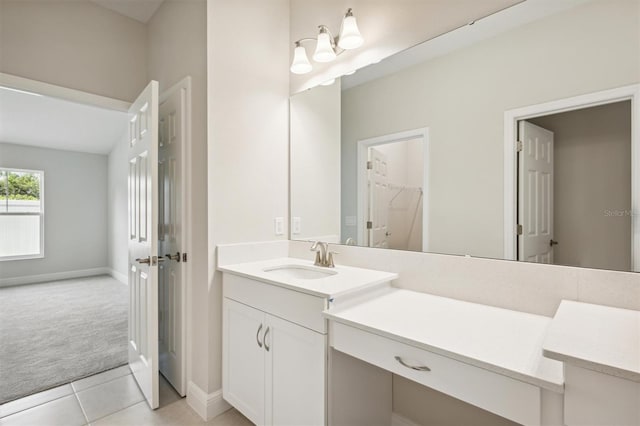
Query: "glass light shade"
338 14 363 50
313 31 336 63
290 45 312 74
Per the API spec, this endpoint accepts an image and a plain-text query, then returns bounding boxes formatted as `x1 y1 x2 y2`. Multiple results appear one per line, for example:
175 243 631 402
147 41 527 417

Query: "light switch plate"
292 217 301 235
274 217 284 235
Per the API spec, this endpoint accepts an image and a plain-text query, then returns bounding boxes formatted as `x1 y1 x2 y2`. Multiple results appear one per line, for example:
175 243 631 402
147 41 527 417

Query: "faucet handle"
327 251 339 268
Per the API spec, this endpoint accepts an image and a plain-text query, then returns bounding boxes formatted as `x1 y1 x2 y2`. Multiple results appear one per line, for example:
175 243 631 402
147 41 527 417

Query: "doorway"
504 84 639 271
356 128 430 251
0 74 190 409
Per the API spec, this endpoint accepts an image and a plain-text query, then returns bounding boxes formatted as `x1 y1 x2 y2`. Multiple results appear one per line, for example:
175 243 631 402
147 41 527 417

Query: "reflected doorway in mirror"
356 128 430 252
504 84 640 272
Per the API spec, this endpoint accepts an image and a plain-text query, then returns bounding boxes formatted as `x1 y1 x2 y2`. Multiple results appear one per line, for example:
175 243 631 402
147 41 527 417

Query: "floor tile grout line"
73 392 90 425
0 388 75 419
72 370 133 395
84 398 147 425
0 367 131 419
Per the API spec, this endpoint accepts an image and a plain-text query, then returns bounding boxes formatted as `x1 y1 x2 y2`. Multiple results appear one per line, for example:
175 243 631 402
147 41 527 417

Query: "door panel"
368 148 389 248
158 83 187 396
223 299 266 425
519 121 554 264
128 80 160 409
266 314 326 426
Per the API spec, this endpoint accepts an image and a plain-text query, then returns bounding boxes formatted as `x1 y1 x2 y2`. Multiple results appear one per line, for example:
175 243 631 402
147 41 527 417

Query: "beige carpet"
0 275 128 404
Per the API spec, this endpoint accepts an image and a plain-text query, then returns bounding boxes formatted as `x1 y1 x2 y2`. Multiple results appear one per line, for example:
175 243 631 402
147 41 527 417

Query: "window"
0 168 44 260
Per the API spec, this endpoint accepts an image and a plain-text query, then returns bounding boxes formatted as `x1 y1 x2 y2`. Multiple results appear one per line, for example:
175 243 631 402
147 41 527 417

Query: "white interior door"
368 147 389 248
128 80 160 409
518 121 554 264
158 81 188 397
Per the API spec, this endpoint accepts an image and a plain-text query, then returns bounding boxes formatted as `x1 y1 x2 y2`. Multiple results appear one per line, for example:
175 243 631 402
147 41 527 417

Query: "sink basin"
263 264 337 280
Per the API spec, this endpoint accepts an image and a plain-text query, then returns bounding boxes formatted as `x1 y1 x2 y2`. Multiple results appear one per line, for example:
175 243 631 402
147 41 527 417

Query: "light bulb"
290 44 312 74
338 9 363 50
313 27 336 63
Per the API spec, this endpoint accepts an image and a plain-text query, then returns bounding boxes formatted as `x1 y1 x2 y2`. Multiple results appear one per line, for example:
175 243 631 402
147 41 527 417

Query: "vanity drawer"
330 321 541 426
223 273 327 333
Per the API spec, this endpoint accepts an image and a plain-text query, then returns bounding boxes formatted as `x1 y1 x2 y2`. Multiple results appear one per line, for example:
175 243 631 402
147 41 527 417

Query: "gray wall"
107 131 129 279
530 101 632 271
341 0 639 259
0 0 147 102
0 143 108 281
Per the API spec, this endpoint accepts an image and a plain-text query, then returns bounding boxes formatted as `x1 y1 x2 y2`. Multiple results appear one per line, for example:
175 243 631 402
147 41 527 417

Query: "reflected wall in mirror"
290 0 640 272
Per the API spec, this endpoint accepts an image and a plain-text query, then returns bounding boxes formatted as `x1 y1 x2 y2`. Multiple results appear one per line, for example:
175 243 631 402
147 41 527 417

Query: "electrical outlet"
274 217 284 236
292 217 301 234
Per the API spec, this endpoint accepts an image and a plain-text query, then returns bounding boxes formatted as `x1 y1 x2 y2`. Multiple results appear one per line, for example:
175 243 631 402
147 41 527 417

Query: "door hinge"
516 140 523 152
366 221 373 230
182 252 187 262
517 224 523 235
366 161 373 170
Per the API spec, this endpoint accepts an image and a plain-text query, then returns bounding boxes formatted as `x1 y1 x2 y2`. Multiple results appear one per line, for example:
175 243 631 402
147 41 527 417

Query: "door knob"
135 257 151 264
165 252 180 262
549 239 559 247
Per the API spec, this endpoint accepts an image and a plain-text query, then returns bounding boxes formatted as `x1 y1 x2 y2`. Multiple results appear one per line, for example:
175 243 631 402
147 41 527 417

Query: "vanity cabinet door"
265 314 326 426
223 298 266 425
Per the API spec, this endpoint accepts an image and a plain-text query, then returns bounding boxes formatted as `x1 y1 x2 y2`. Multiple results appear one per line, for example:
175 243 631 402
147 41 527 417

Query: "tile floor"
0 366 253 426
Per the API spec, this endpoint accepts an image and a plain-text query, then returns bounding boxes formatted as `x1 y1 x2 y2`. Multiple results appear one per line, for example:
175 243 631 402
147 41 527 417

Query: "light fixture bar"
290 8 364 75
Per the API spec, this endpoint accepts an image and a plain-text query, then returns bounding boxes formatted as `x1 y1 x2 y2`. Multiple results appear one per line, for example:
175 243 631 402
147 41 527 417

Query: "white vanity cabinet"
218 255 398 426
563 365 640 426
543 300 640 426
222 273 327 426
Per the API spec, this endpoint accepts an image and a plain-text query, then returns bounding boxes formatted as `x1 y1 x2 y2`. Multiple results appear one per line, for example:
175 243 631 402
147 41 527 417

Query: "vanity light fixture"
290 8 364 75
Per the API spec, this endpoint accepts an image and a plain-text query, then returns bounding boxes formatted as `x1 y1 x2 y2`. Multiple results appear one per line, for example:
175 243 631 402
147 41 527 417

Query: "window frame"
0 167 45 261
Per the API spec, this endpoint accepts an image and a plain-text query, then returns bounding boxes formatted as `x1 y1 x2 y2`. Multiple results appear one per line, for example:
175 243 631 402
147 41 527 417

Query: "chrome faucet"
310 241 337 267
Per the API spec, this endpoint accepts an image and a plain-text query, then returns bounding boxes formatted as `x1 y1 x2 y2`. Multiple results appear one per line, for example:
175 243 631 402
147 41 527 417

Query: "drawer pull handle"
395 356 431 372
256 324 263 348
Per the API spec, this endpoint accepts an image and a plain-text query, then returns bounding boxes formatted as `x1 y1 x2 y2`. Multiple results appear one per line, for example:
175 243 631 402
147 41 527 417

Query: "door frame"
159 76 192 396
1 72 193 387
503 84 640 271
356 127 430 251
0 72 130 111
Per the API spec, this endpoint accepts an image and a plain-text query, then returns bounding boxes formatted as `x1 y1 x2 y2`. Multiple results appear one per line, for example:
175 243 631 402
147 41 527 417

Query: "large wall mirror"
290 0 640 273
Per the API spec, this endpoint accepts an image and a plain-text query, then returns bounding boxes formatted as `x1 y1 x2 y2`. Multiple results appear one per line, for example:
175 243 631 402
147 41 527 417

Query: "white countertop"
218 257 398 298
543 300 640 382
324 288 565 392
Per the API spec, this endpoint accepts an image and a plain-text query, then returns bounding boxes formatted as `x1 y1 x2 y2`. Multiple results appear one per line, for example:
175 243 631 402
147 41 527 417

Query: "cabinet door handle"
395 356 431 372
256 324 263 348
264 327 271 352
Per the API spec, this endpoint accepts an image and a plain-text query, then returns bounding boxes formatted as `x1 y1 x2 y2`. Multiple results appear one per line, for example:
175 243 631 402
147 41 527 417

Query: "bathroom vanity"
542 301 640 425
324 286 565 426
217 241 640 426
218 257 397 426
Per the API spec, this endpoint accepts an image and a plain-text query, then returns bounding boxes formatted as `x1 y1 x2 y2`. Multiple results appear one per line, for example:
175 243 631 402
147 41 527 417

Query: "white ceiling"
0 88 128 155
89 0 164 23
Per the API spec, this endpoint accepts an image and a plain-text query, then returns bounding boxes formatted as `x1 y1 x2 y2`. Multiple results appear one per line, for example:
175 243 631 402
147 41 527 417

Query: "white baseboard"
391 412 421 426
109 268 127 285
186 381 231 421
0 267 111 287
